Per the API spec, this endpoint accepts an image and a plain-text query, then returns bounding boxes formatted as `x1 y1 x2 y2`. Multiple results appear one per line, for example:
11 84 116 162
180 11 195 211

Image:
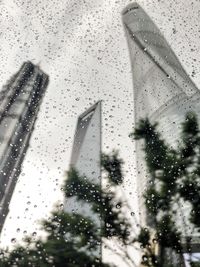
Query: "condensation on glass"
0 61 49 232
122 2 200 252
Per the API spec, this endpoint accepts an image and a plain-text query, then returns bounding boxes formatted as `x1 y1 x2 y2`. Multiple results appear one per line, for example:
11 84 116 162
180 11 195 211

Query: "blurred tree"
0 152 136 267
130 112 200 267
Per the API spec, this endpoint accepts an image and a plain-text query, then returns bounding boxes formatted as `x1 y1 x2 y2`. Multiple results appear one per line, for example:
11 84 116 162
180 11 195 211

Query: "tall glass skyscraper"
0 61 49 232
64 101 101 257
70 101 101 183
122 2 200 252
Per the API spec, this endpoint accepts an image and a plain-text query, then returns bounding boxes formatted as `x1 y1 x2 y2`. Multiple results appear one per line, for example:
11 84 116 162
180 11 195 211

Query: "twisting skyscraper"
0 61 49 232
122 2 200 257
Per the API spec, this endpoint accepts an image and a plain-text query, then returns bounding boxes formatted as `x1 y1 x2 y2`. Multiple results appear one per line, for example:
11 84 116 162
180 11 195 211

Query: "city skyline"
0 1 199 266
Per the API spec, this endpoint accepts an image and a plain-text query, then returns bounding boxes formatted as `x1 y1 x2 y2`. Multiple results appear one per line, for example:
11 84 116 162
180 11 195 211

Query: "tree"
130 111 200 267
0 152 136 267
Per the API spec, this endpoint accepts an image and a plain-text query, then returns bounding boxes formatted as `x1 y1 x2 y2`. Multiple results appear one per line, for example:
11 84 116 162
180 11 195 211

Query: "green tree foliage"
0 152 133 267
130 111 200 267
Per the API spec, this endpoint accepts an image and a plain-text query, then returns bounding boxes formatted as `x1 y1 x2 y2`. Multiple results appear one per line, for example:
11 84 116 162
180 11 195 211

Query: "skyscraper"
70 101 101 184
122 1 200 255
0 61 49 232
64 101 101 256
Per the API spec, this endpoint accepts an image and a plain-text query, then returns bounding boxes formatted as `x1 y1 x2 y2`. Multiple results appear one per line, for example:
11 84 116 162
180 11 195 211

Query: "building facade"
122 2 200 265
0 61 49 232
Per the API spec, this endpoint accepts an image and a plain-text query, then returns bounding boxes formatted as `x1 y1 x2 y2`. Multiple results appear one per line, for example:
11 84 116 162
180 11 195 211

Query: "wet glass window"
0 1 199 267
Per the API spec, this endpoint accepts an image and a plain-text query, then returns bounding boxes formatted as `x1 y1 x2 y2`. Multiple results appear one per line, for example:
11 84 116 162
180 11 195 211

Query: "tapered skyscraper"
64 101 102 257
70 101 101 183
122 2 200 251
0 61 49 232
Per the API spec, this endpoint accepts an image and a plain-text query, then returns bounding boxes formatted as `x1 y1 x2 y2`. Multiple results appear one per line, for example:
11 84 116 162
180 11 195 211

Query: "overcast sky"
0 0 200 264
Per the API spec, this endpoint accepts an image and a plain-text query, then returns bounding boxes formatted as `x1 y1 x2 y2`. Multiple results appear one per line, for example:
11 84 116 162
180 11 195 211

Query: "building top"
122 2 199 97
70 101 101 168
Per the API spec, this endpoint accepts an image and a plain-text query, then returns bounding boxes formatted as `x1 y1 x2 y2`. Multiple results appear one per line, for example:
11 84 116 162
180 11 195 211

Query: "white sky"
0 0 200 265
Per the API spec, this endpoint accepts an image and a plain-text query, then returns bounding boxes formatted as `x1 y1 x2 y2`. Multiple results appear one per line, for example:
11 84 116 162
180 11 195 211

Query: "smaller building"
64 101 102 257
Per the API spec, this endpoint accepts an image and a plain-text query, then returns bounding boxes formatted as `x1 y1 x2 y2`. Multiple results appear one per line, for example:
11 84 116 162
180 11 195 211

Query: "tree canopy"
130 112 200 267
0 152 134 267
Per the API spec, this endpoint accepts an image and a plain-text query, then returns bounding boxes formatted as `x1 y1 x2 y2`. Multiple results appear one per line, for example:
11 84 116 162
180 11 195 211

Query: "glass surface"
0 1 199 267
